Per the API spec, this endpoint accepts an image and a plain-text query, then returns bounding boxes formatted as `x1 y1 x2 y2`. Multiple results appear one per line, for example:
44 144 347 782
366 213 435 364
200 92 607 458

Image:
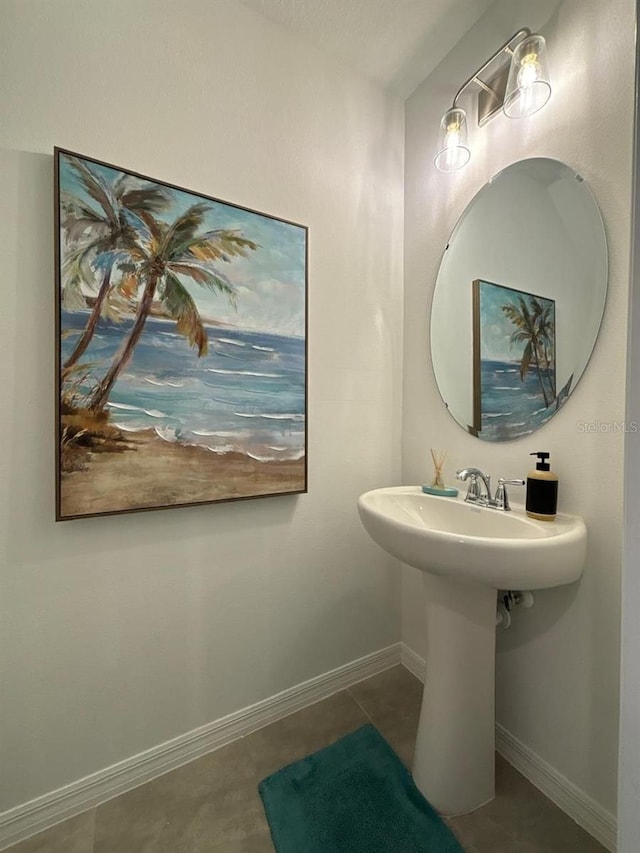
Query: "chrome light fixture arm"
450 28 531 113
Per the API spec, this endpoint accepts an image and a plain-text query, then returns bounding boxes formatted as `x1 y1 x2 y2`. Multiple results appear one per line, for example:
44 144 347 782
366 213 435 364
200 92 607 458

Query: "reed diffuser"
430 448 446 489
421 448 458 497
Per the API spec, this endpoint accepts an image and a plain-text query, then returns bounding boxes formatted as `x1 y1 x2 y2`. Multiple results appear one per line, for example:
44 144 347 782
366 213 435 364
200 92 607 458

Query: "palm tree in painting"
88 203 258 412
60 157 170 371
502 297 554 407
530 297 556 398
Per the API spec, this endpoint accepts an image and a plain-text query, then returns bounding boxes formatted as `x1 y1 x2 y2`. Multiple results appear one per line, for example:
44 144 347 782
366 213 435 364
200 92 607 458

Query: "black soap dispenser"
526 452 558 521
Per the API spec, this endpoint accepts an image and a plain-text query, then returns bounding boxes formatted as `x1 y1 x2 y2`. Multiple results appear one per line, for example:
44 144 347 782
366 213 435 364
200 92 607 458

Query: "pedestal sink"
357 486 587 816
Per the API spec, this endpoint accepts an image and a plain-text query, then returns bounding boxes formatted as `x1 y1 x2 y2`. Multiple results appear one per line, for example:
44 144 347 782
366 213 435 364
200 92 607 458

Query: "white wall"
618 16 640 850
403 0 633 817
0 0 404 811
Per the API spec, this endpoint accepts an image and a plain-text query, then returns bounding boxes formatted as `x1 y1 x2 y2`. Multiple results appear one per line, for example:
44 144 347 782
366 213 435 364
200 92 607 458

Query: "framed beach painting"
55 148 307 520
472 279 557 441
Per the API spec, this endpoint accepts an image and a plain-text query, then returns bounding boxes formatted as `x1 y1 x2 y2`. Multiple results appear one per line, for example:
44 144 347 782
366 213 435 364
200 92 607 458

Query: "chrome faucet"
456 468 492 503
456 468 524 511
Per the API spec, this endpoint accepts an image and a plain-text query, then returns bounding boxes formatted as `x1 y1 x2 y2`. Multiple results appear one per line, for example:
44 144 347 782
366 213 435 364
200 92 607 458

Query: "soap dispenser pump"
526 451 558 521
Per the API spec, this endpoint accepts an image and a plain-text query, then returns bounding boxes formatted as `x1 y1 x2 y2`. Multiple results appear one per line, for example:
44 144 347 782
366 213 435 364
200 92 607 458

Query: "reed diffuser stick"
430 448 447 490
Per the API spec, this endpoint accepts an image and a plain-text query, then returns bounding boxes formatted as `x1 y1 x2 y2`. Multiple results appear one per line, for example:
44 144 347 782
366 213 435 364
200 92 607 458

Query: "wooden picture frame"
472 279 556 441
55 148 307 519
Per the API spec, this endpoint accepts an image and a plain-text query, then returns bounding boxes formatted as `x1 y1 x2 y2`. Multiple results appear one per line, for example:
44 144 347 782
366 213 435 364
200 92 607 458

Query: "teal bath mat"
258 724 465 853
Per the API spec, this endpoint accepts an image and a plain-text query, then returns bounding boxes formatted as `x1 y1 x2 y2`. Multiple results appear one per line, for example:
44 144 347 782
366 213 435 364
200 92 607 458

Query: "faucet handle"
494 478 525 511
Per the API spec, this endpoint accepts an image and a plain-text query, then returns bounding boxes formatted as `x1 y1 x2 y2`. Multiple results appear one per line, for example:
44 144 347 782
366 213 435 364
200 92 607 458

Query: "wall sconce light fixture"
434 28 551 172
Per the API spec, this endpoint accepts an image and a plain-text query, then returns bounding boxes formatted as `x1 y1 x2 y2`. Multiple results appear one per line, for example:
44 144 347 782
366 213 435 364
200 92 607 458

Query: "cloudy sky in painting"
59 154 307 338
478 280 555 363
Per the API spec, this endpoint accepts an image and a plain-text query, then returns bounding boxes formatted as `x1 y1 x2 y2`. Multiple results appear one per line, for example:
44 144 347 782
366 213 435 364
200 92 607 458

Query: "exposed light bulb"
517 53 542 88
434 108 470 172
516 54 542 115
446 121 461 144
503 34 551 119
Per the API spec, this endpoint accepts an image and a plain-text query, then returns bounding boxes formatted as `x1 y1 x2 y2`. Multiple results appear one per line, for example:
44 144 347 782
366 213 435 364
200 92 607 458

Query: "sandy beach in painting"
61 429 306 518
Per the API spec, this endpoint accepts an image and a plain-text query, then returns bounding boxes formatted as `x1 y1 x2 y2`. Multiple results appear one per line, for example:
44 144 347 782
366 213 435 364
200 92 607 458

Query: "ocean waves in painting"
62 311 305 462
479 359 557 441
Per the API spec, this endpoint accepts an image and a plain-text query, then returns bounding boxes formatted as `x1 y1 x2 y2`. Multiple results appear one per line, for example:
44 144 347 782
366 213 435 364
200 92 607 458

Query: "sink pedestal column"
412 572 497 816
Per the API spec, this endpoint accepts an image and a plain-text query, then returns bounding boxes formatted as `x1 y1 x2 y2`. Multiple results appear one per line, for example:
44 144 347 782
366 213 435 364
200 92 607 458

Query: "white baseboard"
0 643 402 851
401 643 617 852
495 723 617 852
400 642 426 681
1 642 617 853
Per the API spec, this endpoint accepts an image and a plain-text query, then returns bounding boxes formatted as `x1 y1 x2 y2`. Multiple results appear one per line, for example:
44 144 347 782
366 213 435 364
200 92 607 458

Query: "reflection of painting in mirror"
431 158 606 442
472 279 567 441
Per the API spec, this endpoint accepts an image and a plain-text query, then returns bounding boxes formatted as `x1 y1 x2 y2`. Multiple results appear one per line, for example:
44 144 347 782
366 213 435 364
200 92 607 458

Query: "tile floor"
5 666 607 853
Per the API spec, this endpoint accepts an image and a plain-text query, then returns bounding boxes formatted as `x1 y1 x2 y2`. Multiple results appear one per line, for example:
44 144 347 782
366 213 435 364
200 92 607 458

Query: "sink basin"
357 485 587 817
357 486 586 589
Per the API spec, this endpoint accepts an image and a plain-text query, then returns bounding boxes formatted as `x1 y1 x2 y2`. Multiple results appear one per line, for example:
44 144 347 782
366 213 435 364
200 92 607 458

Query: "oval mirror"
431 158 608 441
